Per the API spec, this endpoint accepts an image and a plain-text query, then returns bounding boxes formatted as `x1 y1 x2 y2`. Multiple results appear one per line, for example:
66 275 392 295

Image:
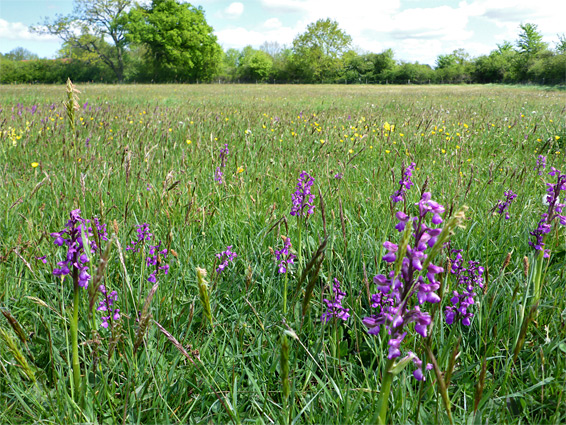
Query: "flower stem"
70 268 81 400
297 218 302 270
283 271 288 315
377 358 395 425
532 249 545 302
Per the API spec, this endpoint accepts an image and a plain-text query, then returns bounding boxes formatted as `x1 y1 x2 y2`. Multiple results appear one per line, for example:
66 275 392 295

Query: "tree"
34 0 130 82
435 49 472 83
516 23 547 56
238 47 273 82
5 47 39 61
514 23 548 82
555 34 566 54
291 18 352 83
472 43 517 83
126 0 222 82
390 62 434 84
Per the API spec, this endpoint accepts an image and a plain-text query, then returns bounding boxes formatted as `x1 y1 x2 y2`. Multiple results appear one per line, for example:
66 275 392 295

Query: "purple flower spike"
50 210 107 289
290 171 316 217
321 278 350 323
494 190 517 220
391 162 416 203
444 250 484 326
126 223 152 253
136 228 171 284
529 168 566 255
216 245 237 273
534 155 546 176
215 144 230 185
363 192 447 378
97 285 120 329
274 236 296 274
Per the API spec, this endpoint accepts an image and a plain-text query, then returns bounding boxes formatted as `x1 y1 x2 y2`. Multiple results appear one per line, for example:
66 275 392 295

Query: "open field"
1 84 565 423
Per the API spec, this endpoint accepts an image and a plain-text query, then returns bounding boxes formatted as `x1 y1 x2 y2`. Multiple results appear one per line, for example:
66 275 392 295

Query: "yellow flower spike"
237 166 244 173
31 162 39 168
555 136 561 141
441 149 446 154
385 150 390 154
348 149 353 154
186 139 192 145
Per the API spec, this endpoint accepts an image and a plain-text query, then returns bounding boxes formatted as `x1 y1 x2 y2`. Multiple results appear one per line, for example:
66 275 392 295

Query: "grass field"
1 83 566 424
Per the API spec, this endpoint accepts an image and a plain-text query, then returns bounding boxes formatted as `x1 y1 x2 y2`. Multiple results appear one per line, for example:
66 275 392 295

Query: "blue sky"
1 0 565 66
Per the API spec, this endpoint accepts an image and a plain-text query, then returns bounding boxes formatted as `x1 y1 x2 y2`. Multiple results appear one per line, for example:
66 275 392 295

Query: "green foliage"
516 23 548 57
0 57 114 84
34 0 131 82
388 61 434 84
291 18 352 83
126 0 222 82
435 49 473 83
10 14 566 86
237 46 274 82
5 47 39 61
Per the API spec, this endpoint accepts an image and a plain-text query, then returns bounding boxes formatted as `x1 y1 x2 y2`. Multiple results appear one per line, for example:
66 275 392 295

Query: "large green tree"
34 0 130 82
126 0 222 82
514 23 548 81
291 18 352 83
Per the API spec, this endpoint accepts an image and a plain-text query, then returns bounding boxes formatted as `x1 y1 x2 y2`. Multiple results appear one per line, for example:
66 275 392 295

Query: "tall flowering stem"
215 144 229 185
362 193 467 424
529 167 566 301
290 171 315 270
322 278 350 362
321 278 350 323
51 209 107 399
391 162 416 203
275 236 296 315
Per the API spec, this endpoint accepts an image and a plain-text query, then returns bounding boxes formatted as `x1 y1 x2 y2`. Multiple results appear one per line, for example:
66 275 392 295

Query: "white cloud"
216 24 297 49
224 2 244 18
263 18 282 30
0 19 58 42
253 0 564 64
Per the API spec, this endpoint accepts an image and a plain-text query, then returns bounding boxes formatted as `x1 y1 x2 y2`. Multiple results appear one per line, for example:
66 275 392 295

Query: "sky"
0 0 565 66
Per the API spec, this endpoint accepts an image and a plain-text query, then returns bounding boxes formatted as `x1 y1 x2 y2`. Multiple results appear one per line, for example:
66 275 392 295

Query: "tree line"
1 0 565 85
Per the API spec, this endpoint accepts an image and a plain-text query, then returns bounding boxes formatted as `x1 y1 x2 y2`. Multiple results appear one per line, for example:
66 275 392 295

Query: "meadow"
0 83 565 424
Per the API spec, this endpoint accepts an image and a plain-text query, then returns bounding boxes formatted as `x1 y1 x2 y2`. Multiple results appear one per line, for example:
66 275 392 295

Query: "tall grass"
0 83 565 423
